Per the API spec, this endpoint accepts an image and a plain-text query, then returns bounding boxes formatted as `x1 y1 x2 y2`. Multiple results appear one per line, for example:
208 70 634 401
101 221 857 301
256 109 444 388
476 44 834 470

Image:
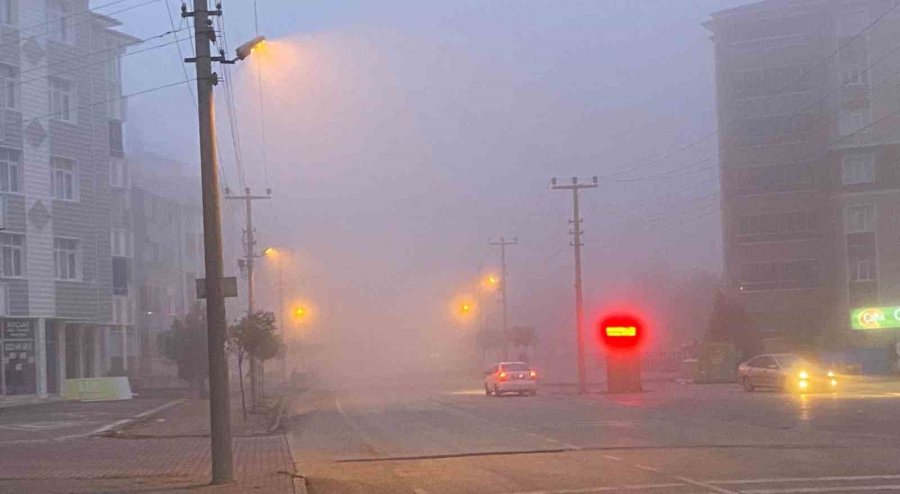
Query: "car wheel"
741 376 755 392
484 384 492 396
493 385 501 397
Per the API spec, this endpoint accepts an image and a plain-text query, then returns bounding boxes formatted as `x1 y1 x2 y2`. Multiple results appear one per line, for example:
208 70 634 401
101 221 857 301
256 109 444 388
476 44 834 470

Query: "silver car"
738 353 837 392
484 362 538 396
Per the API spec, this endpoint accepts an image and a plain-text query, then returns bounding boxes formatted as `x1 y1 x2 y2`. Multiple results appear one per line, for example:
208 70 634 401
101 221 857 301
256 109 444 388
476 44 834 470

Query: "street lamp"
263 246 288 382
184 0 268 481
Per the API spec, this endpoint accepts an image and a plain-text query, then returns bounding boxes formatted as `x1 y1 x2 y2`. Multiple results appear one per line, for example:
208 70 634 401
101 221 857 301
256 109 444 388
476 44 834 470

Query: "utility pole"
551 176 598 395
489 236 517 360
184 0 233 483
227 187 270 408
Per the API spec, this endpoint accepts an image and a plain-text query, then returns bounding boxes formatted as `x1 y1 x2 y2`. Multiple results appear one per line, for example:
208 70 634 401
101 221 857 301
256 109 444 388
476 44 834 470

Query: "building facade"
0 1 138 397
708 0 900 348
130 152 203 381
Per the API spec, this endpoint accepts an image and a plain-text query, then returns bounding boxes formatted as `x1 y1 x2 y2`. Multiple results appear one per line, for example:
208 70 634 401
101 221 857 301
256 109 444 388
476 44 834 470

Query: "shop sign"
2 319 34 340
850 306 900 330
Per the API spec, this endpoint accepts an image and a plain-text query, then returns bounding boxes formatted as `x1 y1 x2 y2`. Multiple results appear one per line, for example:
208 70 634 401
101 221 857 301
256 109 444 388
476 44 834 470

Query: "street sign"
196 277 238 299
598 315 642 349
850 306 900 330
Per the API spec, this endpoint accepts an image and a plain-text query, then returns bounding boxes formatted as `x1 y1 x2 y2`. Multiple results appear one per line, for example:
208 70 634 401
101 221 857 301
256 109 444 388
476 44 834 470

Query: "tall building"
707 0 900 349
0 1 138 397
129 152 203 382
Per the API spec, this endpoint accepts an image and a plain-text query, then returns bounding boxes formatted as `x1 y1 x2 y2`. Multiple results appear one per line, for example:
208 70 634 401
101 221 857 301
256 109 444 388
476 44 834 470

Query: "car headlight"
798 371 809 380
827 370 835 378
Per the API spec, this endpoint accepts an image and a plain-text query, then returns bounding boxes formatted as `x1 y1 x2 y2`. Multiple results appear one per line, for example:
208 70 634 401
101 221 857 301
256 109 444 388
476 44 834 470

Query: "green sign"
850 306 900 330
63 377 133 401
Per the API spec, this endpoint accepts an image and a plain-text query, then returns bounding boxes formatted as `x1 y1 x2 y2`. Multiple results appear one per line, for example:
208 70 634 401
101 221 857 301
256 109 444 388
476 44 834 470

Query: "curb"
92 398 186 437
268 396 287 434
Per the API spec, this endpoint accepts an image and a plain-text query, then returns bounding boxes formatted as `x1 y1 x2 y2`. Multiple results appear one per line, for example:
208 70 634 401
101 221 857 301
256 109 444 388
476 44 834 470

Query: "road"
287 379 900 494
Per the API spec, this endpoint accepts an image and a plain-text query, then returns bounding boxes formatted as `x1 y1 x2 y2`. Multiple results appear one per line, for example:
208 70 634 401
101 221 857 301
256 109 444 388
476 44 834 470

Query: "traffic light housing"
598 314 642 350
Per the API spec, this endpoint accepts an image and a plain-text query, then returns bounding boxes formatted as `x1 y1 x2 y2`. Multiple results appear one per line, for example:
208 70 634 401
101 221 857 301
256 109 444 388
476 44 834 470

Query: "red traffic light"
598 314 643 350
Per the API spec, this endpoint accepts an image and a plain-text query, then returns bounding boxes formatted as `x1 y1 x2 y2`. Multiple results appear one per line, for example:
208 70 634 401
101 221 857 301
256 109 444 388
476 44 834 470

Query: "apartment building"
129 152 203 380
707 0 900 348
0 1 138 397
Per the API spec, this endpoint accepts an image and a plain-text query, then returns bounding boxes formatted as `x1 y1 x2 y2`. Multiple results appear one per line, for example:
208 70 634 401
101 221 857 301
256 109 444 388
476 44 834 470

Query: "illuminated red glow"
529 370 537 379
597 313 644 351
498 371 508 381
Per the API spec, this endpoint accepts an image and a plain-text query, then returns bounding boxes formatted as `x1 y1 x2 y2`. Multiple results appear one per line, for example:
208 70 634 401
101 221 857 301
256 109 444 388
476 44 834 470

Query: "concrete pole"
489 237 517 360
191 0 234 483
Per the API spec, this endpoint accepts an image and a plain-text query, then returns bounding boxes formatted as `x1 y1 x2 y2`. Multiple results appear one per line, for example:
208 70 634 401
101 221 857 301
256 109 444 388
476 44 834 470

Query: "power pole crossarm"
551 176 598 395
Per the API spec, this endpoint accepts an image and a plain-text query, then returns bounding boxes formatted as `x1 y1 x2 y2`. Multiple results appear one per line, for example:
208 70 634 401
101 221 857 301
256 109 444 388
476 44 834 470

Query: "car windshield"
776 355 814 369
502 363 529 372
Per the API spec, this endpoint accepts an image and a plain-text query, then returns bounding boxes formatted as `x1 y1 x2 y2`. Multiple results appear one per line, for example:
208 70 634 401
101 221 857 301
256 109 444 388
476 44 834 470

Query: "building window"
839 109 871 137
0 233 22 277
739 260 820 290
0 0 14 25
48 0 73 44
845 205 875 233
0 147 20 193
841 65 868 86
842 152 874 185
107 91 122 120
107 55 120 83
113 296 133 325
49 77 73 122
111 229 132 257
50 157 77 200
0 64 18 109
110 159 129 188
734 162 812 195
109 120 123 157
737 211 819 241
849 258 876 282
54 238 78 280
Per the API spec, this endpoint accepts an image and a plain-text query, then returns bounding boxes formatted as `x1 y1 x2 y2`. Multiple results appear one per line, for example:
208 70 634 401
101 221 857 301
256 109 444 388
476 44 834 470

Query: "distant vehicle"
484 362 538 396
738 353 837 393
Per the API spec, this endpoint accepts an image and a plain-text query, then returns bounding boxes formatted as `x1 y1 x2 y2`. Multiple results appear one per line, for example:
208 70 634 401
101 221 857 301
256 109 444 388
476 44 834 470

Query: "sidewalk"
0 389 299 493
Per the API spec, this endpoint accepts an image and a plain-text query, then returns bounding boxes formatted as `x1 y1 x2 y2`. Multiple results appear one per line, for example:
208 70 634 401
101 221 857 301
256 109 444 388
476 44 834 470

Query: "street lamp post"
263 247 288 382
184 1 265 482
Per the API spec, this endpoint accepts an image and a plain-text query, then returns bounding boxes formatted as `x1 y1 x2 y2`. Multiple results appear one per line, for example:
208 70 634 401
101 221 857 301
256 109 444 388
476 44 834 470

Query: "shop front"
0 319 38 396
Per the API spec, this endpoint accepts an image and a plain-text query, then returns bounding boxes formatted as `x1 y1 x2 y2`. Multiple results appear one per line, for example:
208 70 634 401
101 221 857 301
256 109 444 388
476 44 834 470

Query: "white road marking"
742 485 900 494
90 398 185 436
500 483 686 494
413 488 430 494
601 454 622 461
635 465 739 494
708 474 900 485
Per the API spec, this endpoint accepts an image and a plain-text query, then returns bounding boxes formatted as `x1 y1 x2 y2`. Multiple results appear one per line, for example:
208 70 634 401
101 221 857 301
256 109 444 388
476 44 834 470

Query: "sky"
101 0 751 377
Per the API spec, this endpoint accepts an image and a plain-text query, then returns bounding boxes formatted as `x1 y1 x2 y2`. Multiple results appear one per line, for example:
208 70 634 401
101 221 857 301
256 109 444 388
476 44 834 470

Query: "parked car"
484 362 538 396
738 353 837 392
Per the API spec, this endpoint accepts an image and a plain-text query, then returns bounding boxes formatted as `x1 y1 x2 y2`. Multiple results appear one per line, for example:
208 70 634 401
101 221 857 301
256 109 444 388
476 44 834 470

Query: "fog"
113 0 749 387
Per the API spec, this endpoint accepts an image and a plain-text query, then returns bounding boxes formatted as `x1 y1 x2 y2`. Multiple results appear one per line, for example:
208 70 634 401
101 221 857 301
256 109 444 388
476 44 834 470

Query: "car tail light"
529 370 537 380
498 371 508 381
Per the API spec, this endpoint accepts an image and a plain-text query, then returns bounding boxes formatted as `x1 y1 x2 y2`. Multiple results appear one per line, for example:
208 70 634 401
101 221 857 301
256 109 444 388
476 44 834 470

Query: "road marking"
90 398 185 436
413 489 430 494
334 397 380 456
708 474 900 485
500 483 686 494
742 485 900 494
601 454 622 461
635 465 739 494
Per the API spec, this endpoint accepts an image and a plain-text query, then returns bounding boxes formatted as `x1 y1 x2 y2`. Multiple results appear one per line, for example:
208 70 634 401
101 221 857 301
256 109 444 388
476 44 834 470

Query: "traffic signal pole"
551 177 598 395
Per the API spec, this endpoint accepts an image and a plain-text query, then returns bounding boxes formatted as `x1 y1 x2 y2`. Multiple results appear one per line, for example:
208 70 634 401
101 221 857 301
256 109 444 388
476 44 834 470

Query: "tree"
157 303 209 394
229 311 283 419
705 291 760 360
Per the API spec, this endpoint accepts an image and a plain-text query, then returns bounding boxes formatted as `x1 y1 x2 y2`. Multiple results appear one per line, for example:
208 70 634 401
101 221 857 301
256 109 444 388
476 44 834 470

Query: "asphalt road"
287 379 900 494
0 396 176 444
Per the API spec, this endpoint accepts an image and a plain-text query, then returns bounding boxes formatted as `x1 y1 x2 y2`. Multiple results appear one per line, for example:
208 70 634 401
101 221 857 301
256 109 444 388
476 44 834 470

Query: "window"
0 233 22 277
849 258 876 282
110 159 129 188
54 238 78 280
0 147 20 193
841 65 868 86
111 229 132 257
839 109 871 137
50 157 76 200
842 152 874 185
107 91 122 120
0 0 14 25
735 162 812 195
738 211 819 240
109 120 123 157
49 77 73 122
739 260 820 289
0 196 5 230
839 9 868 37
845 205 875 233
112 296 133 324
0 64 18 109
48 0 72 44
113 256 129 295
107 55 120 83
